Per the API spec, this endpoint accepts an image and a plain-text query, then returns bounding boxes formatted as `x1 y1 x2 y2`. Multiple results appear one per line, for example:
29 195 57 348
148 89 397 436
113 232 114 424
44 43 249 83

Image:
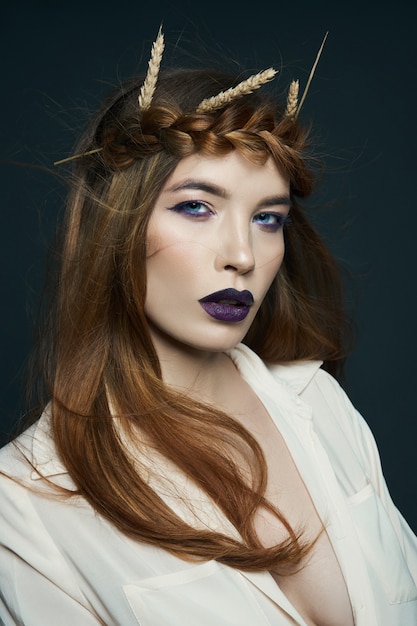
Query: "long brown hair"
33 68 350 571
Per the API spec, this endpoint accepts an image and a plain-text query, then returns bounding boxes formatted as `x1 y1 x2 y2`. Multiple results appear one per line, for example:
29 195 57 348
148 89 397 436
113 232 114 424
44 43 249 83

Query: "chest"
230 387 355 626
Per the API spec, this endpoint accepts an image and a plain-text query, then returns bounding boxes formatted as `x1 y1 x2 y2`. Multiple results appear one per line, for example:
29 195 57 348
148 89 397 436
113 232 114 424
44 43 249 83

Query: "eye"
253 212 290 232
168 200 212 218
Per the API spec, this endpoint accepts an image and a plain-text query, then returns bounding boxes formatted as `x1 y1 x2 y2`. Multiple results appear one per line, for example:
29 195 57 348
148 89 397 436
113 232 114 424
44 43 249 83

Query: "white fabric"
0 343 416 625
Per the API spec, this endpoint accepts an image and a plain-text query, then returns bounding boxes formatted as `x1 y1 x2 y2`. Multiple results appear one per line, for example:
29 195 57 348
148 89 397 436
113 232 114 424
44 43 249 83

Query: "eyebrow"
167 179 228 198
166 179 292 208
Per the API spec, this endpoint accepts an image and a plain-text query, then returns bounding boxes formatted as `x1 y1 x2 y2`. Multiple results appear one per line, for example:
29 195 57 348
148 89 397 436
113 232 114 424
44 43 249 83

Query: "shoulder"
0 408 69 492
0 411 78 567
270 356 382 486
231 343 371 447
0 422 38 481
264 350 361 429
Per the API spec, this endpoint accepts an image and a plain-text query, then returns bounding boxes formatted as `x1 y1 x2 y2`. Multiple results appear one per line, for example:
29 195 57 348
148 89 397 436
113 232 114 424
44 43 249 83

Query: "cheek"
147 219 214 274
146 228 164 259
254 248 285 307
264 256 284 294
146 236 206 286
256 236 285 276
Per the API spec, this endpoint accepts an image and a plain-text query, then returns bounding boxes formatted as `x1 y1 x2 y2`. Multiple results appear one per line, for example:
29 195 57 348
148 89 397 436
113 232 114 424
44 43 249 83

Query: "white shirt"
0 344 416 625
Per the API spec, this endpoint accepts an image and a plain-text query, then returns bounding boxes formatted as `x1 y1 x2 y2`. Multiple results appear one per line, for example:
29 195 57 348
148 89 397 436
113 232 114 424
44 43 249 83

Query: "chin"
186 330 248 354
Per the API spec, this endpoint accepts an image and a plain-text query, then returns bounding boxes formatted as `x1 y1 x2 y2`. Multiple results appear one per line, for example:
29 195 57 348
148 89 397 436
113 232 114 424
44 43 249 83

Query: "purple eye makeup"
168 201 213 218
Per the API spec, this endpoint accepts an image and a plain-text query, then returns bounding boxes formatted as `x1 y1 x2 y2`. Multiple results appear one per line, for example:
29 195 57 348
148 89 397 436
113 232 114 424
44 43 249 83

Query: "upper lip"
199 288 254 306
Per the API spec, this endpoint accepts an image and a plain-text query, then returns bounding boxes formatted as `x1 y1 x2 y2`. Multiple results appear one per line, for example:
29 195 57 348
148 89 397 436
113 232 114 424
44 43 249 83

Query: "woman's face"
145 150 290 356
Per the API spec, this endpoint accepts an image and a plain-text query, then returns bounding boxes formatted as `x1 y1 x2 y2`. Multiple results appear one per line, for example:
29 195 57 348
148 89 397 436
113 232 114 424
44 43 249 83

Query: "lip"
199 288 254 322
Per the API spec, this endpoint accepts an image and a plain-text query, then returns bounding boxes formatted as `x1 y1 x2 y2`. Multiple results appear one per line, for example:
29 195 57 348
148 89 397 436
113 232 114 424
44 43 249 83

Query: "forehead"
161 151 290 197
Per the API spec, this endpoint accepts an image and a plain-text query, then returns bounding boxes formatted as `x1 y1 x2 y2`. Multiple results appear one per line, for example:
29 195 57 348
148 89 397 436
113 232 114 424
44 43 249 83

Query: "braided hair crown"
54 28 327 177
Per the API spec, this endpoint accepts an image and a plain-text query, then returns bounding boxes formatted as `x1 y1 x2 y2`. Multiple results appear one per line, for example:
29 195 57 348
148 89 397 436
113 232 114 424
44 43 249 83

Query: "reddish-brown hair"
31 68 350 571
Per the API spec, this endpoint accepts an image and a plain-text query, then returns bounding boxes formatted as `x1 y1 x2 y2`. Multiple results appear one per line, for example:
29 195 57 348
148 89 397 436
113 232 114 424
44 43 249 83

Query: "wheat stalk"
196 68 277 113
294 31 328 118
138 27 165 112
53 147 103 166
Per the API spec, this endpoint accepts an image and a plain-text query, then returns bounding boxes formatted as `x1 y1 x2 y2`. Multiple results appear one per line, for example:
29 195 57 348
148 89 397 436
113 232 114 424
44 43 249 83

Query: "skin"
144 150 354 625
145 150 291 395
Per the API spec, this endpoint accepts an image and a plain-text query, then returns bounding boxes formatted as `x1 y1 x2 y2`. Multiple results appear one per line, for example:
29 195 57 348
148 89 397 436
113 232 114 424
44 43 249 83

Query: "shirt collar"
228 343 322 394
30 405 68 480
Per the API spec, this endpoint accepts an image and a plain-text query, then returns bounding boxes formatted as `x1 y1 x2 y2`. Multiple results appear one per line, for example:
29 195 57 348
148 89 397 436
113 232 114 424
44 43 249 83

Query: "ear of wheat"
196 68 277 113
138 27 165 112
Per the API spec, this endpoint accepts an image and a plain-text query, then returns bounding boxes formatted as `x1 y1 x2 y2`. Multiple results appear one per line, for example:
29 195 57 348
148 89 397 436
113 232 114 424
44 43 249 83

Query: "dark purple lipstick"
199 288 254 322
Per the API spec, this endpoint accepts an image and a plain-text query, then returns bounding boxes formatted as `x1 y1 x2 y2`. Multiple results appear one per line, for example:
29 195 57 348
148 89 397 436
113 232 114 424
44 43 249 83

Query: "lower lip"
199 302 251 322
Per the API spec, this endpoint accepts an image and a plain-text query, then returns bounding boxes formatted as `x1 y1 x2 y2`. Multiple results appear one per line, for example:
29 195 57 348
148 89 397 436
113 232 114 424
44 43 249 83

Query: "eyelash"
168 201 291 232
253 212 291 232
169 200 211 217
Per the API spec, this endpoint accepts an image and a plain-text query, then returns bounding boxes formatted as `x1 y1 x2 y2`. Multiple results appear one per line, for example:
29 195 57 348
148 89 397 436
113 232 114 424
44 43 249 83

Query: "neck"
148 327 238 405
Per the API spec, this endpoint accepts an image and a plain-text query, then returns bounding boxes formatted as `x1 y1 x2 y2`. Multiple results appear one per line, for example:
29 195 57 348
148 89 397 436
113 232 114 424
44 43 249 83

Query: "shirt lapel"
240 570 308 624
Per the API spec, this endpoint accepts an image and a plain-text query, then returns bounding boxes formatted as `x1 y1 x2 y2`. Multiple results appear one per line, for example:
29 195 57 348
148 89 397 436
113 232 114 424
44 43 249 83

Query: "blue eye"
253 212 290 232
169 201 212 217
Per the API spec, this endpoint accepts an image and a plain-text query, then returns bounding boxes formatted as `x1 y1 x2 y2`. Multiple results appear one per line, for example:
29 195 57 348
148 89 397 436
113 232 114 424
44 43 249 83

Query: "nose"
214 219 255 274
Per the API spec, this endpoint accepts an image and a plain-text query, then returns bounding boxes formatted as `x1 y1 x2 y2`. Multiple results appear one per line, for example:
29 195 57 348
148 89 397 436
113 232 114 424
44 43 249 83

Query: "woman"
1 31 416 625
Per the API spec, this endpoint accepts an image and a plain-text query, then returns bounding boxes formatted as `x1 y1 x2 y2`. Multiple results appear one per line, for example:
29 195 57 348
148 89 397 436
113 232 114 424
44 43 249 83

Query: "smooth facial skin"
145 150 291 364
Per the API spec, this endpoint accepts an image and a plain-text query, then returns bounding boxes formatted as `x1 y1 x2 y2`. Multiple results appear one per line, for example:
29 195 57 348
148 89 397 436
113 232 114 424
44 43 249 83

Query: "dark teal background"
1 1 416 531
